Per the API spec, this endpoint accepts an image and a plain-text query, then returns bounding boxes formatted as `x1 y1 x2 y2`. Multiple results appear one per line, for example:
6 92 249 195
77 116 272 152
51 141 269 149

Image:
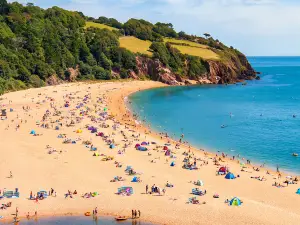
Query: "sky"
8 0 300 56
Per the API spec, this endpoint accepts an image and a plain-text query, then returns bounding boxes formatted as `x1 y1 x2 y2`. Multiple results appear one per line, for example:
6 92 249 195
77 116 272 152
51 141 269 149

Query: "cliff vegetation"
0 0 257 95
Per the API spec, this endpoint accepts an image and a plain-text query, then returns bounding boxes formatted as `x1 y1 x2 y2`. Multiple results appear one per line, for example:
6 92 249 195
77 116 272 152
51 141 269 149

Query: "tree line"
0 0 244 95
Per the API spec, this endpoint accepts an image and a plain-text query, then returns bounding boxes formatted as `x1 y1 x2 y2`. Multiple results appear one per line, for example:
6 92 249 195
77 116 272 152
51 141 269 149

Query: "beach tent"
132 177 138 182
170 161 175 167
141 142 148 145
110 144 115 149
229 197 242 206
165 150 171 156
135 144 141 149
163 146 168 150
296 188 300 195
218 167 227 175
195 180 204 186
76 129 82 133
30 130 36 135
137 146 147 151
225 172 235 179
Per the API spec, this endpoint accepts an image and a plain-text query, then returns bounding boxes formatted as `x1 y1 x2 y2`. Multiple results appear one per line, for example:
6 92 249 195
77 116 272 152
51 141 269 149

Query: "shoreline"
0 80 299 225
107 83 295 178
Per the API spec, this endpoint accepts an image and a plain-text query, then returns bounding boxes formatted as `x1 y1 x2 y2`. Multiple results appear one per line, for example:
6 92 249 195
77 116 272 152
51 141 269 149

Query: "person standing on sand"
132 209 134 219
146 185 148 194
138 210 141 218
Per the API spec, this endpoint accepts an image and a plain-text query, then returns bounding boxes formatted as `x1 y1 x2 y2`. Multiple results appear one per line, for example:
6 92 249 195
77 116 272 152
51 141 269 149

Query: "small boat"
115 216 127 221
292 153 298 157
84 212 91 216
221 125 227 128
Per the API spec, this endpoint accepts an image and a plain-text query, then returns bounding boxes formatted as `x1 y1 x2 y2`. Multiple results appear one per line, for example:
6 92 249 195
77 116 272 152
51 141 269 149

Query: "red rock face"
135 56 179 85
133 55 256 85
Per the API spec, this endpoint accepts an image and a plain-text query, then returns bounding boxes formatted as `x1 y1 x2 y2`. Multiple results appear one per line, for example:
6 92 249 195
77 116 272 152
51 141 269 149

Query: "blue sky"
8 0 300 56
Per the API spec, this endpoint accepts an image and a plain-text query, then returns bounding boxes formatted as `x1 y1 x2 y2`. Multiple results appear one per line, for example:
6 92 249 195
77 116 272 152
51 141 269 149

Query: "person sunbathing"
191 198 199 204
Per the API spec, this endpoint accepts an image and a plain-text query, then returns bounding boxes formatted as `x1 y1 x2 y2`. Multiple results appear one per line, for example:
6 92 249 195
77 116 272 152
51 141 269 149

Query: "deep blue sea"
130 57 300 174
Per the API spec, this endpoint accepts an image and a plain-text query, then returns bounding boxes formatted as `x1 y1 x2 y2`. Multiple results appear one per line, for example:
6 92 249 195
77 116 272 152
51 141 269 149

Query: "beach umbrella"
296 188 300 195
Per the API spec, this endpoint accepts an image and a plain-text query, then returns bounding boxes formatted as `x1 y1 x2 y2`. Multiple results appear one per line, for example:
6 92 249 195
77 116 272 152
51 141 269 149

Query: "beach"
0 80 300 225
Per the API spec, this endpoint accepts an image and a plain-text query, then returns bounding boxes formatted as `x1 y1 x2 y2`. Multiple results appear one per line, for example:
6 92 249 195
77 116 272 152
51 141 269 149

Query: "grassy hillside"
84 22 218 59
85 21 118 31
119 36 152 56
164 38 219 60
118 36 219 59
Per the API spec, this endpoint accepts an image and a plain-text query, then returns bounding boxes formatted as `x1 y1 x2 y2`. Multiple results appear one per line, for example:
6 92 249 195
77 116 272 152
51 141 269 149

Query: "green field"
84 24 218 59
164 38 219 59
119 36 152 56
85 21 118 31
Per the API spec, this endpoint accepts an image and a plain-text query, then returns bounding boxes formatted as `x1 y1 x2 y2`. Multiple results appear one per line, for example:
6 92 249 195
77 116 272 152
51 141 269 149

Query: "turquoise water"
0 216 150 225
130 57 300 174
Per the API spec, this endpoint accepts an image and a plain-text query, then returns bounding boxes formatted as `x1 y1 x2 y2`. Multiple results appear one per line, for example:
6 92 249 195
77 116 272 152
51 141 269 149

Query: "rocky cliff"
132 55 257 85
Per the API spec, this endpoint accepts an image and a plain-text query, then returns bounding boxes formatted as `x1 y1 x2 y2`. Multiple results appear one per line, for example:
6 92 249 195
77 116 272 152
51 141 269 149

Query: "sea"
130 56 300 175
0 216 151 225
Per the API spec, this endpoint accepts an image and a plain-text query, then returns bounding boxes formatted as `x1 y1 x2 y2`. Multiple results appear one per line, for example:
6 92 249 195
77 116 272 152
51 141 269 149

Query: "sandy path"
0 80 299 225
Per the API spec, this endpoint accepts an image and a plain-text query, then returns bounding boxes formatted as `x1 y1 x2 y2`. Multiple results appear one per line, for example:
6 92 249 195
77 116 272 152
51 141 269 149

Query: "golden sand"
0 81 299 225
